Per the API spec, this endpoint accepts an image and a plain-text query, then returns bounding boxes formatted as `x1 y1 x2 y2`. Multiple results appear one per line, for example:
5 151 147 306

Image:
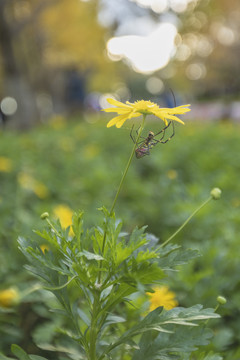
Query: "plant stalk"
109 115 147 215
98 115 146 286
101 115 147 254
160 196 212 248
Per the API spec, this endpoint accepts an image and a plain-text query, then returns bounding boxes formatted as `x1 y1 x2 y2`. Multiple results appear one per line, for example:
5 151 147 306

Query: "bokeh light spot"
146 77 164 95
0 97 18 116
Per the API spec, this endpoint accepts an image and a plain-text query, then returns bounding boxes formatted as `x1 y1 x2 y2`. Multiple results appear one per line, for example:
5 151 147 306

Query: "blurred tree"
97 0 240 101
0 0 41 128
40 0 120 93
162 0 240 99
0 0 119 128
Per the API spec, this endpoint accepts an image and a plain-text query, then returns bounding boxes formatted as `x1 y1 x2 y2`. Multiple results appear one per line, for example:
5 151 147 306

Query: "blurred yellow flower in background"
147 286 178 311
0 156 12 172
167 169 178 180
53 204 74 236
58 137 75 152
40 244 49 253
0 288 19 308
102 98 190 128
17 172 49 199
49 115 66 129
83 144 100 159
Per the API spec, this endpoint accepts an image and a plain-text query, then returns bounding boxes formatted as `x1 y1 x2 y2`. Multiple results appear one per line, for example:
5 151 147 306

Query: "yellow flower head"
0 156 12 172
17 172 49 199
53 204 74 236
40 244 49 253
0 288 19 308
102 98 191 128
147 285 178 311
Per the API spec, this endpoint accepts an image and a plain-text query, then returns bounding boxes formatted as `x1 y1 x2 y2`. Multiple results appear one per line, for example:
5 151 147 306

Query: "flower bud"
0 288 19 307
210 188 222 200
217 295 227 305
40 212 49 220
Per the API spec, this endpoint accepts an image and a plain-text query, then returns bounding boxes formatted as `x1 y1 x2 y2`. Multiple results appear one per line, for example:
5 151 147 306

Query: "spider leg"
130 124 136 143
159 121 175 144
154 121 171 136
130 124 146 144
150 121 175 145
156 89 176 143
135 125 141 136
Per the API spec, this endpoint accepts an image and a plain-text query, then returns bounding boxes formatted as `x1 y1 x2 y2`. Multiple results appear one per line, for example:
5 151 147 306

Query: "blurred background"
1 0 240 359
1 0 240 128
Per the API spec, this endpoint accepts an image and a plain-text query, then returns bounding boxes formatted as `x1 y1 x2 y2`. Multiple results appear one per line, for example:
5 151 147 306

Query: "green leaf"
102 314 126 329
100 305 220 359
43 275 77 290
11 345 31 360
158 244 200 270
198 352 223 360
76 250 105 261
0 352 15 360
132 327 214 360
32 320 61 347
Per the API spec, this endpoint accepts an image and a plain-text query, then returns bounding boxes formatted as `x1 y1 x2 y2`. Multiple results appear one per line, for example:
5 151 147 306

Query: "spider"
130 121 175 159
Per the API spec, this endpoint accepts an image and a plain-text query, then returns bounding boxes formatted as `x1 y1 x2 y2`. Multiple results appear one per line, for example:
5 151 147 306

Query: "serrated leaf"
132 327 214 360
158 245 200 270
100 305 219 359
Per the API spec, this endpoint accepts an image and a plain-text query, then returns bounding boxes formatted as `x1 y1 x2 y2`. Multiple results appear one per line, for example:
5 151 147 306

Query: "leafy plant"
4 99 224 360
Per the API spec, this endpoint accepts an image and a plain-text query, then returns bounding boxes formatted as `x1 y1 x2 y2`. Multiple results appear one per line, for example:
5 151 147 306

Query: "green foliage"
10 345 48 360
0 119 238 358
16 209 219 360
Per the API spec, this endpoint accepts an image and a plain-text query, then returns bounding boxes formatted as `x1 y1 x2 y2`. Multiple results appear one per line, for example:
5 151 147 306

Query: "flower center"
133 100 156 115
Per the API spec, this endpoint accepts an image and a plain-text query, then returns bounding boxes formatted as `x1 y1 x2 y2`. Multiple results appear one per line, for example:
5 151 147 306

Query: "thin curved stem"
109 114 147 215
160 196 212 248
101 115 147 253
98 115 147 284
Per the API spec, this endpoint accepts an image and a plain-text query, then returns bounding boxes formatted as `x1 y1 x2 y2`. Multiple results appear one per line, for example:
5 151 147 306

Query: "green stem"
46 218 62 238
101 115 147 254
98 115 146 284
89 293 101 360
109 114 147 215
160 196 212 248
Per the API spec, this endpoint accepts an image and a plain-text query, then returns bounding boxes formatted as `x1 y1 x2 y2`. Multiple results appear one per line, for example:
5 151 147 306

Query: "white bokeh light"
107 23 177 74
0 97 18 116
146 77 164 94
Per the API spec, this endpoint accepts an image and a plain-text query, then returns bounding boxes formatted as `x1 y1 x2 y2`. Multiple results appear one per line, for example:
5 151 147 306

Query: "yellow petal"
151 111 169 125
116 117 128 128
103 107 131 114
164 114 185 124
107 98 131 108
107 114 128 128
161 105 191 114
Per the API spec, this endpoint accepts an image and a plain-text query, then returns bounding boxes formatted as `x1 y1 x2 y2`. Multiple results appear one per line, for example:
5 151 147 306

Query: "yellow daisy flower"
147 285 178 311
53 204 74 236
0 156 12 172
0 288 19 308
102 98 191 128
17 172 49 199
40 244 49 253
